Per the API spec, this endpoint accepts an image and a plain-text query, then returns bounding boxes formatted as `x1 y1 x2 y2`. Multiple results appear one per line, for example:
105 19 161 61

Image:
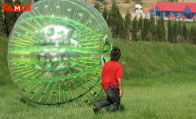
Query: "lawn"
0 35 196 119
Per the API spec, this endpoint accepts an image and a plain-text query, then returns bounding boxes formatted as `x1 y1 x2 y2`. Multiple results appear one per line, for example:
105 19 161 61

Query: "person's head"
110 47 121 61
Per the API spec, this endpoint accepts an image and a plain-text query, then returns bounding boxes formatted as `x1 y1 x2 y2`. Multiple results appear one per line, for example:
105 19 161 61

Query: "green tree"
160 16 166 41
3 0 15 37
172 20 178 43
94 1 100 12
156 18 161 41
182 22 187 42
102 7 108 21
119 14 126 39
138 16 143 33
124 10 131 40
108 0 124 37
147 18 151 41
157 17 165 41
134 0 142 4
0 2 6 35
194 26 196 44
132 17 137 41
142 18 149 41
168 19 173 43
190 26 196 44
150 15 156 41
188 27 191 43
177 20 183 35
177 20 183 42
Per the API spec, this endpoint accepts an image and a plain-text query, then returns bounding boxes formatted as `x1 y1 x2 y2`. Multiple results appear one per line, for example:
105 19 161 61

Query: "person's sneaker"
93 105 98 113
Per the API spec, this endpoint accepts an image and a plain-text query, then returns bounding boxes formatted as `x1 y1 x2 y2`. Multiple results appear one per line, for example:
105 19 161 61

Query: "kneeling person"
94 47 123 113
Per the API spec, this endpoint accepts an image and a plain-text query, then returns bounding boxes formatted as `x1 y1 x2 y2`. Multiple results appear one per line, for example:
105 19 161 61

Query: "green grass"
0 35 196 119
115 39 196 79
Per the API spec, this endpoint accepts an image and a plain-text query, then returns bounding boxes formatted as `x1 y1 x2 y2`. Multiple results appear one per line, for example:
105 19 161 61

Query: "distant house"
149 2 196 19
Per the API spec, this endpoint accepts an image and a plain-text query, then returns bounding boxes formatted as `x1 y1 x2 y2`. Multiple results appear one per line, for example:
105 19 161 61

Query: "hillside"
1 35 196 83
114 39 196 79
0 35 196 118
87 0 196 15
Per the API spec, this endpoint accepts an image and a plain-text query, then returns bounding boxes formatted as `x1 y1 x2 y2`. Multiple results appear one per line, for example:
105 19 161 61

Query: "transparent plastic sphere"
8 0 112 106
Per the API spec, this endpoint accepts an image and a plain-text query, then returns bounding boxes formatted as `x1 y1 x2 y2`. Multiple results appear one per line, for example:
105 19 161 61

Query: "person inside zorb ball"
8 0 112 106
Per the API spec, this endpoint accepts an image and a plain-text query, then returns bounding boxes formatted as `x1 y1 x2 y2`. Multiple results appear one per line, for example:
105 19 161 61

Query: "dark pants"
95 84 120 112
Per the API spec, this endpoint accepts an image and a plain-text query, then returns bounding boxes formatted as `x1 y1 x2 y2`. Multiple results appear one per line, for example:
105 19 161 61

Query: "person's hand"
119 90 123 98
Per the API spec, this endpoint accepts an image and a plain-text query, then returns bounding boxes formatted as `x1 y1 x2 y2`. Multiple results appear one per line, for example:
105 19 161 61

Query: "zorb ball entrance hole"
8 0 112 106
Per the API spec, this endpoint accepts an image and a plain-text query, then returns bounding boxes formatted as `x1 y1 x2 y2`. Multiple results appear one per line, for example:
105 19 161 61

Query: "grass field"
0 35 196 119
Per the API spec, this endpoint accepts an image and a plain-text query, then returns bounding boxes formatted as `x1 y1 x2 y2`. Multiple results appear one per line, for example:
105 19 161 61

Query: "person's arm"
117 78 123 98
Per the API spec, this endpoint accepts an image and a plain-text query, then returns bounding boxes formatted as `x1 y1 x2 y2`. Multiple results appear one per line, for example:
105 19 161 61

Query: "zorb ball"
8 0 112 106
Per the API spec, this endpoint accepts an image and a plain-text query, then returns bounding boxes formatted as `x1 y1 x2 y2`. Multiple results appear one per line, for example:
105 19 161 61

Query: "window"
166 12 170 17
174 12 177 17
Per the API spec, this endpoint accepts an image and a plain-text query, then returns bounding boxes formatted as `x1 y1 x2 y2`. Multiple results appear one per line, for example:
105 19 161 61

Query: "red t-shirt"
101 61 123 89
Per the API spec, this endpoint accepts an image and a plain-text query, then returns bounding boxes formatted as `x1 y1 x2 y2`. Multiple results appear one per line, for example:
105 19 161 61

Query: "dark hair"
110 47 121 61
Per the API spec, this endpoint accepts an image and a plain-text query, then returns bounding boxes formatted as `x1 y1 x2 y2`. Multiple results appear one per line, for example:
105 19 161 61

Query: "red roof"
150 2 196 12
188 4 196 13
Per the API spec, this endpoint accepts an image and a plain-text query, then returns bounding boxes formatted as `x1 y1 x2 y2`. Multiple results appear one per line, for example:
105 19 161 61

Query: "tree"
156 18 161 41
160 16 166 41
190 26 196 44
142 18 149 41
0 2 6 35
134 0 142 4
2 0 24 37
182 22 187 42
177 20 183 35
177 20 183 42
132 17 137 41
94 1 100 12
194 26 196 44
119 14 126 39
138 16 143 33
172 20 178 43
156 17 165 41
124 10 131 40
150 15 156 41
3 0 15 37
102 7 108 21
108 0 124 37
168 19 173 43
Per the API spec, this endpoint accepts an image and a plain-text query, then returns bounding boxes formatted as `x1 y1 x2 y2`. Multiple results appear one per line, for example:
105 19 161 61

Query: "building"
149 2 196 19
135 4 143 14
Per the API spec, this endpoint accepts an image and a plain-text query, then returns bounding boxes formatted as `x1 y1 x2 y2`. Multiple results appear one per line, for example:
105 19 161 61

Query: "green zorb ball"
8 0 112 106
